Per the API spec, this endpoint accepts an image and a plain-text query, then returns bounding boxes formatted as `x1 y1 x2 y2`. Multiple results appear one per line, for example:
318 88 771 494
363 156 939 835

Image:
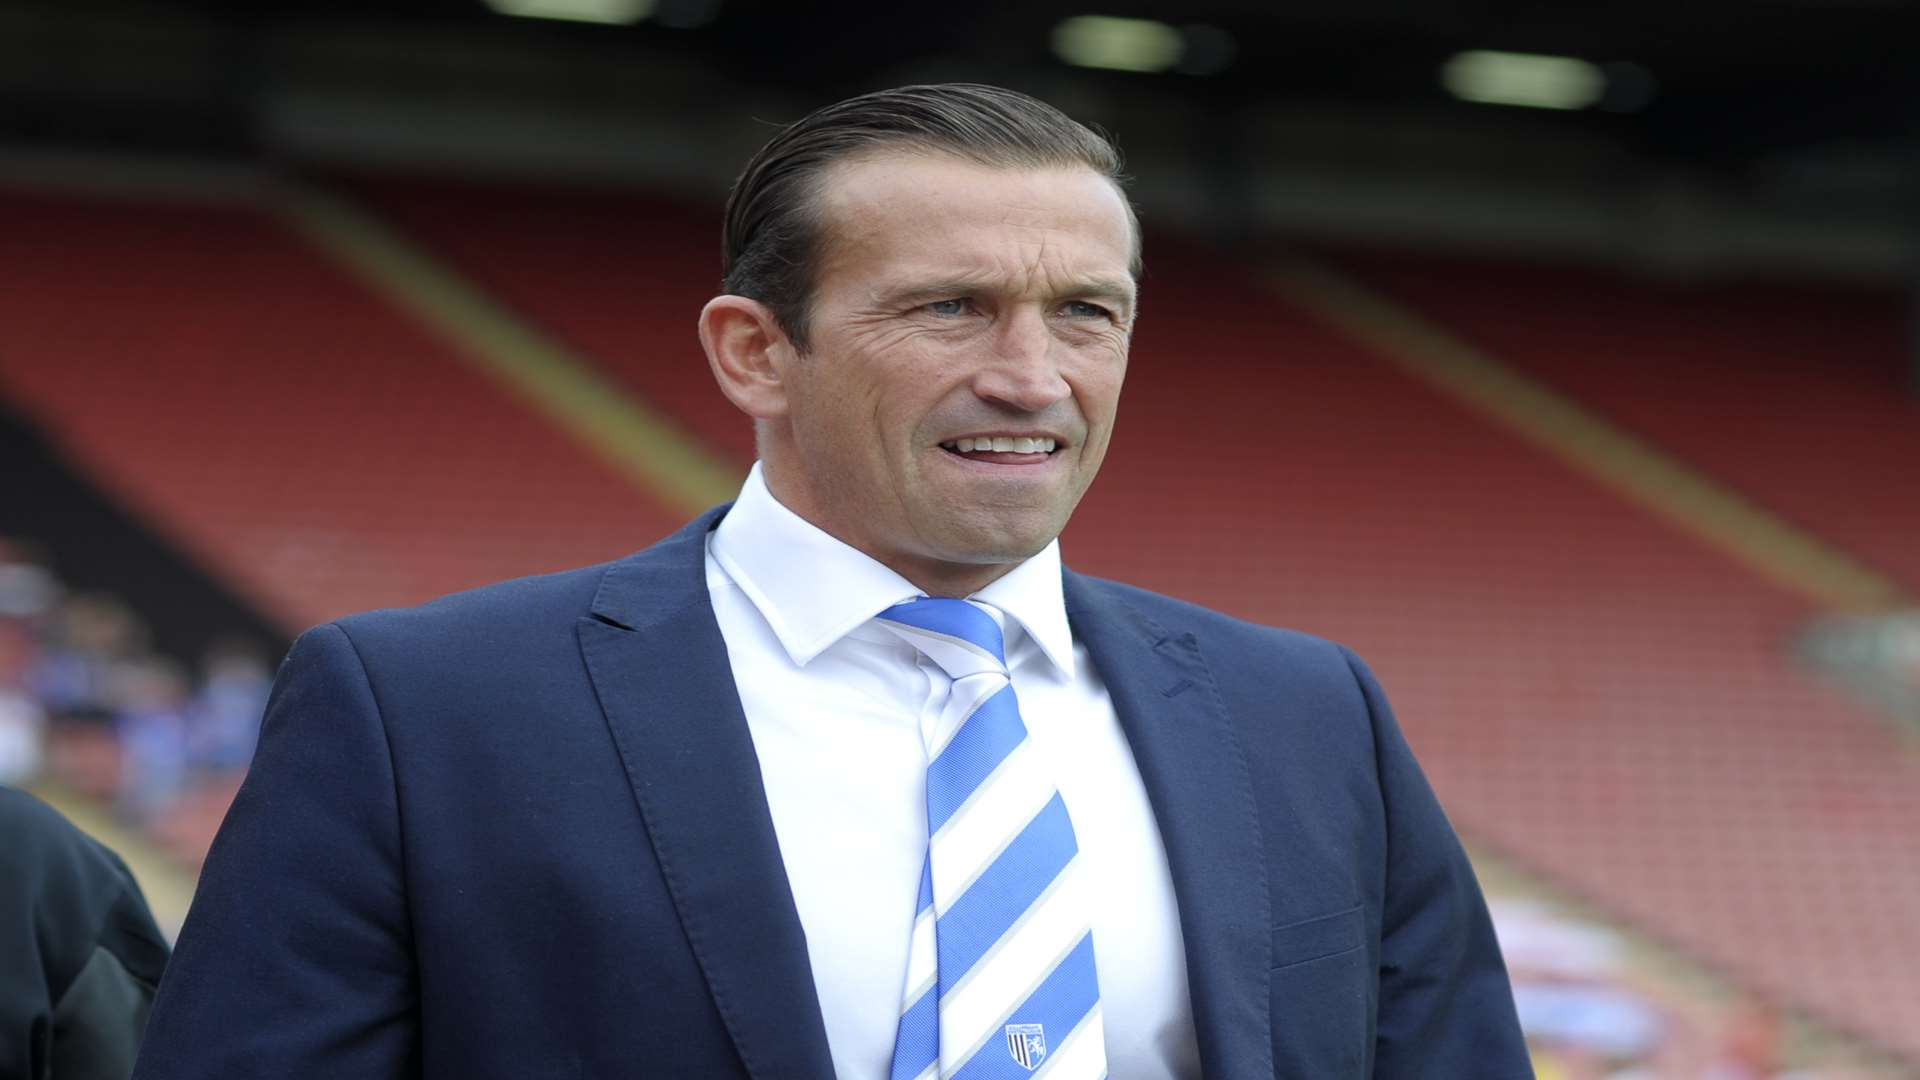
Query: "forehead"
810 153 1136 294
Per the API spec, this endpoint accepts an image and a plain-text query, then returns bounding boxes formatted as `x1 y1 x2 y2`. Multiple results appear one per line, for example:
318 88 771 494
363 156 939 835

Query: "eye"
1060 300 1113 320
925 298 972 317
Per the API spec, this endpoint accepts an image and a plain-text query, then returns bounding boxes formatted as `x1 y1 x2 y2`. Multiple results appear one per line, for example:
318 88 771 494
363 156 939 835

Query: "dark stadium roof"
8 0 1916 158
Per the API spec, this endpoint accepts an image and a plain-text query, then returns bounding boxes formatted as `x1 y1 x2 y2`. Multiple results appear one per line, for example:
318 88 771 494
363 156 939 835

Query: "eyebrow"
881 275 1138 315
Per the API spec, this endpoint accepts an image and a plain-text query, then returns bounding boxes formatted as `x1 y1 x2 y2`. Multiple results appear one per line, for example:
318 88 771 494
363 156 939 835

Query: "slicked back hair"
720 83 1138 351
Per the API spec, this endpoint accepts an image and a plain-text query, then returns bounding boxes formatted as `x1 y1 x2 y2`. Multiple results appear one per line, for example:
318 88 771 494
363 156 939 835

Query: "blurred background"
1 0 1916 1075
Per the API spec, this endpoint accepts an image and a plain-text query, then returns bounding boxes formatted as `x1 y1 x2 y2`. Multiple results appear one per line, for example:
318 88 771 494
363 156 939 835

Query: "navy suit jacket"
134 508 1528 1079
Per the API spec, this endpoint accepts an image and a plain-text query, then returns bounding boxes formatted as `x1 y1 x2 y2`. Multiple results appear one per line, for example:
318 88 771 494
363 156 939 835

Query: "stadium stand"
0 189 692 632
3 177 1915 1067
340 177 755 462
1331 251 1920 592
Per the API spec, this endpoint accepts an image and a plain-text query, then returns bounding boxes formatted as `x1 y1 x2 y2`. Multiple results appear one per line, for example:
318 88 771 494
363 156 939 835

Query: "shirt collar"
971 534 1075 679
708 462 1076 678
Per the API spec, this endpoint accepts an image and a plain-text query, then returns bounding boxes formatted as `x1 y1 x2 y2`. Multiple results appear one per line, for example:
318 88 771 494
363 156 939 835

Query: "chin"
928 519 1062 566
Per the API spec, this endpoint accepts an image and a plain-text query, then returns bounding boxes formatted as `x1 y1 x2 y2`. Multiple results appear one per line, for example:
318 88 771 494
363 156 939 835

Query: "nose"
972 307 1071 412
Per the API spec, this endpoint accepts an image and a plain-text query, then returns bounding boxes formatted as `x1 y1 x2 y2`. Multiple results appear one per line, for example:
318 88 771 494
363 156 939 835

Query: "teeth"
944 437 1059 454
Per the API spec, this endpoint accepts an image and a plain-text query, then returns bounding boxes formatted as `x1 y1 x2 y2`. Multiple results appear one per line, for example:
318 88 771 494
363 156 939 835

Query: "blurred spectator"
30 595 148 726
0 688 45 785
1487 898 1839 1077
0 534 271 863
0 684 44 787
0 541 60 621
0 786 171 1080
187 639 269 773
0 542 58 784
111 660 192 825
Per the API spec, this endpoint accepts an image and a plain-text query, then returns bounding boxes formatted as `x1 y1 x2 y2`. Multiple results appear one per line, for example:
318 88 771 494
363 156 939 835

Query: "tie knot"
876 597 1007 679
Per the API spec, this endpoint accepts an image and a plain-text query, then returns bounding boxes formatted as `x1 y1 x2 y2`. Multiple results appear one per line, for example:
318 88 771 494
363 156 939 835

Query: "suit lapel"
1064 572 1273 1079
577 510 836 1080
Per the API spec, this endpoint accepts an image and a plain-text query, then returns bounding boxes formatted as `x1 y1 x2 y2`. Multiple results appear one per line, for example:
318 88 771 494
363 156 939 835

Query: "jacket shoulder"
0 789 169 998
325 560 618 657
322 509 725 659
0 788 134 893
1068 573 1359 672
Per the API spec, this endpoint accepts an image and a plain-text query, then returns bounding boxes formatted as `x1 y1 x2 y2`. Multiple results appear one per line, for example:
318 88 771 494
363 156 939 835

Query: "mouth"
937 435 1061 465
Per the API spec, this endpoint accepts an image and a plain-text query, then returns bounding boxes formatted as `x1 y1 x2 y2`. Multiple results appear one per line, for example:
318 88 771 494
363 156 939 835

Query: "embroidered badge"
1005 1023 1046 1070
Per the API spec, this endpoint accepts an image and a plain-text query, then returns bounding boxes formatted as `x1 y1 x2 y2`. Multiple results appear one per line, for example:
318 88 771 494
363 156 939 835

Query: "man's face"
759 152 1137 591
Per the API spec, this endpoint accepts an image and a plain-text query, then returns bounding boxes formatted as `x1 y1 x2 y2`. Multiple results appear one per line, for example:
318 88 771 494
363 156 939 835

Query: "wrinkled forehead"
808 152 1141 291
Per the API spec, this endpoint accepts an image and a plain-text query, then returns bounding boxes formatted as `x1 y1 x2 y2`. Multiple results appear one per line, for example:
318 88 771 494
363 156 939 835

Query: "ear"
700 295 797 420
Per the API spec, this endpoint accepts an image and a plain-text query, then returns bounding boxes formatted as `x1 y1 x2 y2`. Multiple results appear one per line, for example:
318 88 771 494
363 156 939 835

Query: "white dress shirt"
705 463 1202 1080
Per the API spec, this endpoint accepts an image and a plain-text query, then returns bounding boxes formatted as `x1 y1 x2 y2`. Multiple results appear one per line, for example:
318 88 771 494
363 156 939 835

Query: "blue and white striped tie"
878 598 1106 1080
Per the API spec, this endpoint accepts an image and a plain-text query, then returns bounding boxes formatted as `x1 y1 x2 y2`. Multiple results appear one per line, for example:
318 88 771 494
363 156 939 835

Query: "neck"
756 459 1025 599
884 555 1019 599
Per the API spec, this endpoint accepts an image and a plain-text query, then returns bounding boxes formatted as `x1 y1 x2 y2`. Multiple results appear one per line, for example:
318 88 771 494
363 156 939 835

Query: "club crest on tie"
1005 1023 1046 1070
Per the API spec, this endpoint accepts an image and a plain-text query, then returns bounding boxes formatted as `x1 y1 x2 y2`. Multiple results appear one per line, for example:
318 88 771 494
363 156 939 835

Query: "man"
1 787 172 1080
133 84 1528 1079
